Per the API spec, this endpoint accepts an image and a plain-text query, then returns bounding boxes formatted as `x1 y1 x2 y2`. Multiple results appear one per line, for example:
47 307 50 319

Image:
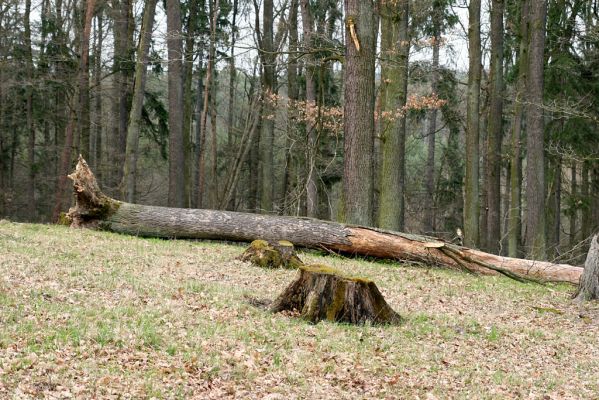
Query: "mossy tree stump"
270 265 401 325
239 239 304 269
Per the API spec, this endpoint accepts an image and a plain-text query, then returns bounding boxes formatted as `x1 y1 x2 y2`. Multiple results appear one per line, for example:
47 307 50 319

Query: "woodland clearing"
0 220 598 399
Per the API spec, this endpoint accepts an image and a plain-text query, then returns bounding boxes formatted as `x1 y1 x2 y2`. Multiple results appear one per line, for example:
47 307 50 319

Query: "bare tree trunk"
193 46 205 209
66 156 584 285
199 0 218 209
24 0 36 219
93 10 103 179
300 0 318 218
378 1 409 231
525 0 547 259
166 0 185 208
485 0 504 254
424 15 440 234
581 161 590 241
342 0 378 226
122 0 157 203
464 0 482 248
569 162 577 249
78 0 96 162
259 0 276 213
282 0 299 214
110 0 134 193
508 0 529 258
182 0 200 207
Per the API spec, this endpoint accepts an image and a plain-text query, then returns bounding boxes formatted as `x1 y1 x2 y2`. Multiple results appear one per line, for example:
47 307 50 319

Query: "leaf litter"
0 221 597 399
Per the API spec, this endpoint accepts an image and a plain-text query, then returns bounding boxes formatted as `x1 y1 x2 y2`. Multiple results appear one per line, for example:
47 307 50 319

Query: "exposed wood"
574 235 599 302
269 265 401 325
67 157 584 285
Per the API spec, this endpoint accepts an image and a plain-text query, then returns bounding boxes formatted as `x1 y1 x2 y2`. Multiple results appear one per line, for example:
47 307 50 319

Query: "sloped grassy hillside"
0 220 598 399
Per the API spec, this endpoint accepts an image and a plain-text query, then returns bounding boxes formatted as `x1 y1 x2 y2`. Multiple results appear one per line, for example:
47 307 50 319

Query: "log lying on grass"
66 156 583 284
270 264 402 325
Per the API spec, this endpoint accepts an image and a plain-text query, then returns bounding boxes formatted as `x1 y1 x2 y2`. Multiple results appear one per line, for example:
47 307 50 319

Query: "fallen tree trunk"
66 156 583 284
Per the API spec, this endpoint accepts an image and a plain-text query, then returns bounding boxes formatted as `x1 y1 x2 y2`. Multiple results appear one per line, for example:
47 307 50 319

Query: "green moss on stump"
270 264 401 325
239 239 304 269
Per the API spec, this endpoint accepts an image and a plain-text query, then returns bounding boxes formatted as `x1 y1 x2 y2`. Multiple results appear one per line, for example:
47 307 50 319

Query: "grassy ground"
0 220 598 399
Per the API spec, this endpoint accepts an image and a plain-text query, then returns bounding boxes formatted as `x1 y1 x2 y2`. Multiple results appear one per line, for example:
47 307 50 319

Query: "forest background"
0 0 598 262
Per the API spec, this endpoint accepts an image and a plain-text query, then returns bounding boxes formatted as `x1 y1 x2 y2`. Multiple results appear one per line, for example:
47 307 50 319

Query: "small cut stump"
270 265 401 325
239 239 304 269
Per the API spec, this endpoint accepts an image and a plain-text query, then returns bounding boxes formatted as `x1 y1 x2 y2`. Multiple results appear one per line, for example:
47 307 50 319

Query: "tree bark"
464 0 482 248
342 0 378 226
166 0 185 208
378 0 409 232
66 157 584 285
300 0 318 218
260 0 276 213
270 265 402 325
24 0 36 219
524 0 547 259
508 0 529 258
424 6 441 235
486 0 504 254
574 234 599 301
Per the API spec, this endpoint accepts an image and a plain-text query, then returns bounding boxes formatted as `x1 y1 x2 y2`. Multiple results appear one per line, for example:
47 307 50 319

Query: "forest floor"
0 220 598 399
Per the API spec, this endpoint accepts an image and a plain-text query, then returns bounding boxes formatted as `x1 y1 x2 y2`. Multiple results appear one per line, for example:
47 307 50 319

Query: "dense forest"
0 0 598 262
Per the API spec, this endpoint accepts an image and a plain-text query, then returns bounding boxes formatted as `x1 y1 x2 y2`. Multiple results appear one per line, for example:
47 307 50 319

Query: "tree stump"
270 264 401 325
238 239 304 269
574 235 599 302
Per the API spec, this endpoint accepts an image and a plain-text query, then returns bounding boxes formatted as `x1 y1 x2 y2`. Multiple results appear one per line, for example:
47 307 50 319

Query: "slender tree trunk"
122 0 157 203
342 0 378 226
569 162 577 249
508 0 529 258
256 0 276 212
378 0 408 231
93 10 103 179
24 0 36 219
199 0 218 209
300 0 318 217
485 0 505 254
193 47 205 209
424 16 440 234
581 161 590 241
110 0 134 193
166 0 185 208
525 0 547 259
547 155 561 257
182 0 200 207
78 0 96 162
209 65 218 208
283 0 299 214
227 0 239 149
464 0 482 248
224 0 239 210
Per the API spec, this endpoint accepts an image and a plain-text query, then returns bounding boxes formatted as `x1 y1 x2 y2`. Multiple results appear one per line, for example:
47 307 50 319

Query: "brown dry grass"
0 220 598 399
